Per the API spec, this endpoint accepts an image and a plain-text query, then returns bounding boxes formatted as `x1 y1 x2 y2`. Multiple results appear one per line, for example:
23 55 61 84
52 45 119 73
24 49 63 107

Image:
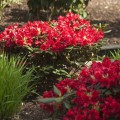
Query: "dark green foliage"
3 43 101 93
27 0 90 20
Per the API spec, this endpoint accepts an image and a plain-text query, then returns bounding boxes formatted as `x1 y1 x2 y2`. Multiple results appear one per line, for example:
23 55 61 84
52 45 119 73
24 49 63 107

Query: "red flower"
40 58 120 120
0 12 104 52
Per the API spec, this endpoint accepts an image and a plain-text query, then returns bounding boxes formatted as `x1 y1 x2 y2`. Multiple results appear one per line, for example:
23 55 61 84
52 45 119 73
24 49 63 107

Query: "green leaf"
38 98 56 103
53 69 69 76
53 85 61 96
73 0 76 3
55 97 64 103
80 0 84 4
113 85 120 94
64 91 76 99
38 97 63 103
76 25 86 31
82 11 87 18
104 30 111 34
99 89 112 96
63 101 71 109
38 91 75 104
59 70 69 75
65 46 74 50
25 45 33 52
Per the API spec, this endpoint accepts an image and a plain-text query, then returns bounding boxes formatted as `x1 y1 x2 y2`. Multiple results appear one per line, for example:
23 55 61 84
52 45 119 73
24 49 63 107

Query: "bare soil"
0 0 120 120
87 0 120 45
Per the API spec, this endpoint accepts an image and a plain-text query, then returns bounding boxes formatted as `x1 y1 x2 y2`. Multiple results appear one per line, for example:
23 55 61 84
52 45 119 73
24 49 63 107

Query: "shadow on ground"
5 8 29 23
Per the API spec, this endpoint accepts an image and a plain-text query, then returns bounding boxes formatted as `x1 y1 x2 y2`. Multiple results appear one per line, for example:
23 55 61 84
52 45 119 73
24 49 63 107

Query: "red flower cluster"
0 13 104 52
40 58 120 120
80 57 120 88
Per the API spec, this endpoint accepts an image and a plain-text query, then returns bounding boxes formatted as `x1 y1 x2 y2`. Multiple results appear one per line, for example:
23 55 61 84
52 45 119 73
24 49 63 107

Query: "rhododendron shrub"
0 13 104 92
39 58 120 120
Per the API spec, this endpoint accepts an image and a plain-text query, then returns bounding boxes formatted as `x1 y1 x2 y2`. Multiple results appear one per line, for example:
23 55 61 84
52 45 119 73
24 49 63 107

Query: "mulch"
87 0 120 45
0 0 120 120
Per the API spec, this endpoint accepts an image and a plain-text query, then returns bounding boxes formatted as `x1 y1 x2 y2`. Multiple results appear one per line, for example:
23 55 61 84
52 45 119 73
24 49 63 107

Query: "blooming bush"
39 58 120 120
0 12 104 92
0 12 103 50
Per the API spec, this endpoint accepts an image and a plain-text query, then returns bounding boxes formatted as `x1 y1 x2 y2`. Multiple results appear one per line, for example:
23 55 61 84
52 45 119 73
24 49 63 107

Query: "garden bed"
0 0 120 120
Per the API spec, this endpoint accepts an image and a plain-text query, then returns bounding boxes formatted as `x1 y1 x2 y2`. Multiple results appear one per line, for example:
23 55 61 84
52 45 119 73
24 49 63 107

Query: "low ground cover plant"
0 12 104 92
39 57 120 120
0 54 33 120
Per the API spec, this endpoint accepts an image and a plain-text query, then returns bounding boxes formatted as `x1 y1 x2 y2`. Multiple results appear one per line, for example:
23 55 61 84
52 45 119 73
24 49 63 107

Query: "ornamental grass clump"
0 54 33 120
110 49 120 61
39 58 120 120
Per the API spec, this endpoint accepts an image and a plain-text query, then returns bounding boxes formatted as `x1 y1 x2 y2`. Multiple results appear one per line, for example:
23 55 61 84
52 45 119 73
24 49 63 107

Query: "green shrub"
0 54 33 120
27 0 90 20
